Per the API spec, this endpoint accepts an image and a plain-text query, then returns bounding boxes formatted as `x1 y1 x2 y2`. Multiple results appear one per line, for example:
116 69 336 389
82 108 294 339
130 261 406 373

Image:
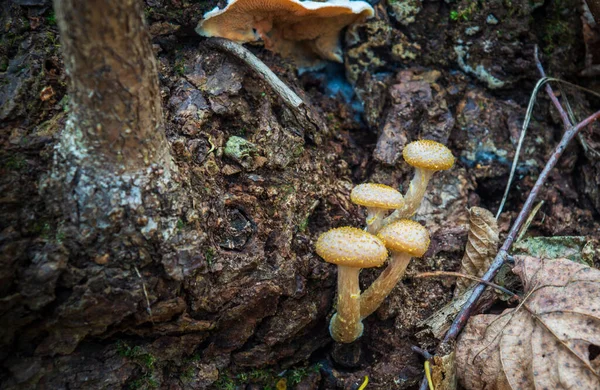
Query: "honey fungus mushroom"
351 183 405 234
316 227 387 343
360 219 430 319
385 140 455 224
195 0 374 68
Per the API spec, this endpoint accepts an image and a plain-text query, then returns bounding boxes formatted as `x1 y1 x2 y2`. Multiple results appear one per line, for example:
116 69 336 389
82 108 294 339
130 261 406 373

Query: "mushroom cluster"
316 140 454 343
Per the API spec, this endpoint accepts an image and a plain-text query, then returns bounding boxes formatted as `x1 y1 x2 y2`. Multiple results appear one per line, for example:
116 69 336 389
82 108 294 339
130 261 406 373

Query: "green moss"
127 375 158 390
181 367 195 383
292 145 304 157
449 1 478 22
298 218 309 232
55 228 66 243
286 363 322 385
213 363 322 389
174 58 185 76
46 11 57 26
31 220 65 243
44 31 60 49
512 236 595 266
0 57 8 72
541 0 577 55
205 247 215 266
117 341 158 389
213 374 236 390
4 155 26 170
543 19 572 55
34 222 52 239
223 136 257 164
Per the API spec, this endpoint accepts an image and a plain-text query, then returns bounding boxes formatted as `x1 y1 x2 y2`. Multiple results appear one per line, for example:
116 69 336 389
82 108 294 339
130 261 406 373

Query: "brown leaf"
455 207 499 295
456 256 600 390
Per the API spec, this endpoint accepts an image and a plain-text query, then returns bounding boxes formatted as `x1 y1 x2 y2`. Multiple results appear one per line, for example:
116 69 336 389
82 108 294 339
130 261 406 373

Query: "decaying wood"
205 37 328 143
455 207 499 296
206 38 303 110
417 285 495 340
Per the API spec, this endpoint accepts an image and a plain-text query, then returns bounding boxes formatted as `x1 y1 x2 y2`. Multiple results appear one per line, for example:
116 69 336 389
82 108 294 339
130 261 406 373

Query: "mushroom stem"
384 168 433 224
359 252 412 319
365 207 386 234
329 265 364 343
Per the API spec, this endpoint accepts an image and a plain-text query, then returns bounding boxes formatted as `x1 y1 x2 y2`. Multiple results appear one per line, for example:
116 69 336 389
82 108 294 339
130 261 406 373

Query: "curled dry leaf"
455 207 499 295
456 256 600 390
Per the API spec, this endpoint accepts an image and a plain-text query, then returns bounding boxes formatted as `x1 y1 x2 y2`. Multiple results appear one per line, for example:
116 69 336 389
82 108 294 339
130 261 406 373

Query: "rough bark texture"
55 0 168 171
1 0 600 389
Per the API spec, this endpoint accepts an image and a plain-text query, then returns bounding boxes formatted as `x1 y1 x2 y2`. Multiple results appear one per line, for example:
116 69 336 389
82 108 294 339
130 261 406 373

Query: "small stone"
136 215 149 226
253 155 268 169
141 217 158 238
94 253 110 265
465 26 480 36
40 86 54 101
486 14 499 25
221 164 241 176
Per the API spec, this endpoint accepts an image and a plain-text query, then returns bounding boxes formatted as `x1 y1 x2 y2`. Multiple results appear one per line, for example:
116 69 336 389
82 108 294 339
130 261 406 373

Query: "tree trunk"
55 0 169 172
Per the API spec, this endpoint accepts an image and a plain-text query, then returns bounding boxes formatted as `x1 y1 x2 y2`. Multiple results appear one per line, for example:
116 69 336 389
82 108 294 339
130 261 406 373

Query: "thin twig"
205 37 326 142
495 69 600 219
534 46 572 128
444 109 600 344
134 266 154 324
205 37 303 109
414 271 519 300
496 76 549 218
515 200 544 243
411 345 433 360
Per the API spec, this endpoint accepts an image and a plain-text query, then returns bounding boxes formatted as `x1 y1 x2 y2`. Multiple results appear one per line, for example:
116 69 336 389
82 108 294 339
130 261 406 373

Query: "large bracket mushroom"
196 0 374 68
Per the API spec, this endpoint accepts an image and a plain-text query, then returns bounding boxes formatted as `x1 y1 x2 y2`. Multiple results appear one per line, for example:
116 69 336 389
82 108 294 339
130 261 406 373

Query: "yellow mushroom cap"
350 183 405 209
403 140 455 171
316 227 388 268
377 219 430 257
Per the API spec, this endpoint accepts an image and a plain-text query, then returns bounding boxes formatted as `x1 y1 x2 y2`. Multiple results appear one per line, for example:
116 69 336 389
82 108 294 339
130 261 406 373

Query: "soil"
1 0 599 389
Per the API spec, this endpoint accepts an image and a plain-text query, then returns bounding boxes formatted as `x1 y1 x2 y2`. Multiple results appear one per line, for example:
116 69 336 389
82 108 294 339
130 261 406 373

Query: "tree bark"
55 0 169 172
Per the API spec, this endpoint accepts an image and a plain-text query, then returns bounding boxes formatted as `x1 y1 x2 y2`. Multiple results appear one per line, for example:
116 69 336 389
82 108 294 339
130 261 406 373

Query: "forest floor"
1 0 600 389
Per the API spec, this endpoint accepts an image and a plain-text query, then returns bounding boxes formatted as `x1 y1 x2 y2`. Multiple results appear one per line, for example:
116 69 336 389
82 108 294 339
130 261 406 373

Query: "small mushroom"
350 183 405 234
359 219 430 319
316 227 388 343
196 0 374 68
385 140 455 224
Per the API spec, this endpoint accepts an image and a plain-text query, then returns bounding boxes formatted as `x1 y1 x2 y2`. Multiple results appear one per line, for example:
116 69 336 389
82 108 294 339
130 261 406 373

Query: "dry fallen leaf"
455 207 499 295
456 256 600 390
